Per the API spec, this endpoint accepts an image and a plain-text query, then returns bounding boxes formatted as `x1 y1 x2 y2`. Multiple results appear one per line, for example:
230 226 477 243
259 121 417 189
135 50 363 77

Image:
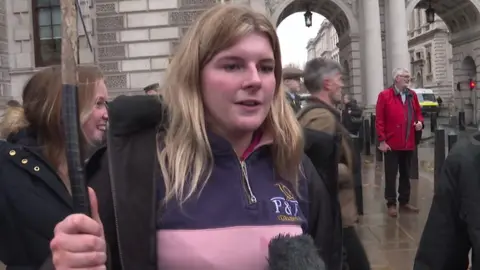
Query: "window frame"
426 52 432 74
32 0 62 67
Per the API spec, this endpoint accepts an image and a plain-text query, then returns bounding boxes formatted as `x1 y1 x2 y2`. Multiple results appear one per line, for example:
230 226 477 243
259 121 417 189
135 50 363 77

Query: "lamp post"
304 9 312 27
425 0 435 24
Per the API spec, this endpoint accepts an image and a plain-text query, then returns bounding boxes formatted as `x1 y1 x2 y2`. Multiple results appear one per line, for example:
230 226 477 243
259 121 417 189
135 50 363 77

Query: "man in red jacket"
375 68 424 217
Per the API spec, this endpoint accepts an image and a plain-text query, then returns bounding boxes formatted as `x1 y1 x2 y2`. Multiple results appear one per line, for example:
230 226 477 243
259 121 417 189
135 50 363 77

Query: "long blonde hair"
159 4 304 204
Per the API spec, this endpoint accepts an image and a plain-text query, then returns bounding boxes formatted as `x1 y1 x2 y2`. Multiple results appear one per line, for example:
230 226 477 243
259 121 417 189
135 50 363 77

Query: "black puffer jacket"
414 132 480 270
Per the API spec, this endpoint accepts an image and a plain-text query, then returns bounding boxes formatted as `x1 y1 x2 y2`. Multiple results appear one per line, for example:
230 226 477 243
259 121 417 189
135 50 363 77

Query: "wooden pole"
61 0 91 216
61 0 77 84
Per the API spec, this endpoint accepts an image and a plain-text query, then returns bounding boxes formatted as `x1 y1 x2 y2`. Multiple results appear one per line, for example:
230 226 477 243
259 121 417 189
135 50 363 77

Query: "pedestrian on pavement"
0 65 108 269
342 94 363 135
298 57 371 270
375 67 424 218
414 133 480 270
283 66 303 112
47 5 335 270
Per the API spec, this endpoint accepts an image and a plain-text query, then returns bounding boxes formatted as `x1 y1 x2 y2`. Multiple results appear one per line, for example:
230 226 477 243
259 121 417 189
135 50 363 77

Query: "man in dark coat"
342 94 363 135
414 133 480 270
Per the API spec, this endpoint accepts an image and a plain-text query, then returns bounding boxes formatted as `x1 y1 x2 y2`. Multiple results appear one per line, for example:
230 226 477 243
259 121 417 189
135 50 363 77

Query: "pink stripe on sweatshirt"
157 225 302 270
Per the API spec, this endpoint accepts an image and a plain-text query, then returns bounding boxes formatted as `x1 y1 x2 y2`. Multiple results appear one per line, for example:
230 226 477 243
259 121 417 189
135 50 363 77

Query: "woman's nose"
102 109 109 120
243 67 262 90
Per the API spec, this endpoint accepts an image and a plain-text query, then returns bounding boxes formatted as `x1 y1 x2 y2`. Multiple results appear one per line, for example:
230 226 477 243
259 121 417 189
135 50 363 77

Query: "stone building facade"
0 0 479 122
306 20 339 63
307 8 453 99
407 8 453 99
4 0 95 103
1 0 232 106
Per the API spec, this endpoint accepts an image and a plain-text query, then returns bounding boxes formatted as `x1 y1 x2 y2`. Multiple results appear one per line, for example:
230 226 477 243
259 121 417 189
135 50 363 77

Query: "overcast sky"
277 12 325 68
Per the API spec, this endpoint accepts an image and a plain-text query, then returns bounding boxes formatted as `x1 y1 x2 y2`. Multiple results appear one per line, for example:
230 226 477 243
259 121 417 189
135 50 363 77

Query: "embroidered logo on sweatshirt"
270 183 302 223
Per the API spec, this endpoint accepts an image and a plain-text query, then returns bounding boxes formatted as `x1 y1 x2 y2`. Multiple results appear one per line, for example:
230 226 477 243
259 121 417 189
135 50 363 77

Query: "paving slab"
357 157 434 270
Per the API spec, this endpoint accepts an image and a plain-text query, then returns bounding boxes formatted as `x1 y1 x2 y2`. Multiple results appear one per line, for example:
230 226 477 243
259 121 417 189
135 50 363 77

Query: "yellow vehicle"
411 88 439 114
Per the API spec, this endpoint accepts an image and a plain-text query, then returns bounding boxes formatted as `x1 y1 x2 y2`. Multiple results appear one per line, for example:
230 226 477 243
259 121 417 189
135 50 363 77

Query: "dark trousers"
384 150 413 206
343 227 371 270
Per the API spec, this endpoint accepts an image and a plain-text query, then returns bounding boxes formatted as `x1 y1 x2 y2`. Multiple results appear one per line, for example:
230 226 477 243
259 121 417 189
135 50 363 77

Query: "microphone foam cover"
268 234 326 270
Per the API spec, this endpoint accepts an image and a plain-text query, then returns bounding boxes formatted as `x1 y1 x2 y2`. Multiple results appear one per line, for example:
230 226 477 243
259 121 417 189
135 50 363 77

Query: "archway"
269 0 361 103
462 56 476 78
406 0 480 34
271 0 359 35
458 56 478 124
405 0 480 124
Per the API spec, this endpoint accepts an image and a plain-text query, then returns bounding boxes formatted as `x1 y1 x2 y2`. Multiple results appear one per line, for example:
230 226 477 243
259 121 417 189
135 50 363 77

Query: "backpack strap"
298 102 343 135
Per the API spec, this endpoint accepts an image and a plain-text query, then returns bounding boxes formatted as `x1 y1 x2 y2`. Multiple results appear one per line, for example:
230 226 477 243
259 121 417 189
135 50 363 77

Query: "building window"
32 0 61 67
410 57 414 74
416 9 421 29
427 52 432 74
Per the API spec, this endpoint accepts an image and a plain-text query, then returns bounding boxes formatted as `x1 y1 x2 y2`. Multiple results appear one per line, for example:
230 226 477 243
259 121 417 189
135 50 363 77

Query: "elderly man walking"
375 68 424 217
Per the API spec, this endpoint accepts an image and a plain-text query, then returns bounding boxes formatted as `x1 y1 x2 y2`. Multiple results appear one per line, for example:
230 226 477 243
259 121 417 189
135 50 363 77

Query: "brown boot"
400 203 419 213
387 205 398 217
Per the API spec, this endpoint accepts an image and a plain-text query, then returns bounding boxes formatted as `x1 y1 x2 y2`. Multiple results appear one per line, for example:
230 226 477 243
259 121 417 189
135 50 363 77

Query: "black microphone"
268 234 326 270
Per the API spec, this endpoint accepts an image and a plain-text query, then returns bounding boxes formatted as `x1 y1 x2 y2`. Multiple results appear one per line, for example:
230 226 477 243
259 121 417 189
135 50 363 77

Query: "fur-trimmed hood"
0 106 28 140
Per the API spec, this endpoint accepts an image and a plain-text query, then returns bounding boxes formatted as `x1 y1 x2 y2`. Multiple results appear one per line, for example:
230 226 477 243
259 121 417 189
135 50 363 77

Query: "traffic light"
469 79 476 90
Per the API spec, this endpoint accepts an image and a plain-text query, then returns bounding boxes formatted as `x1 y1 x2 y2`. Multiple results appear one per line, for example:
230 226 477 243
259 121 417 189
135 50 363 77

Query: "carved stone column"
385 0 409 81
361 0 384 105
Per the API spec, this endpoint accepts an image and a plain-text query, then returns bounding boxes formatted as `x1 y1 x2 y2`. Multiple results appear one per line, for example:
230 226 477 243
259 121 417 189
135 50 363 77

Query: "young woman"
0 65 108 269
49 5 340 270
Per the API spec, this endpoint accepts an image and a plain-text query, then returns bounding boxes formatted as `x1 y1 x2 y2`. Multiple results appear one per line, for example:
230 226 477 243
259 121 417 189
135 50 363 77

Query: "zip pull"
240 160 257 204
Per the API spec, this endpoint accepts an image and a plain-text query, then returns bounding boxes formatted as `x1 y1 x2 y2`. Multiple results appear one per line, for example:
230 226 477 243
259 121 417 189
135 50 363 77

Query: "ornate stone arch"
269 0 359 35
405 0 480 34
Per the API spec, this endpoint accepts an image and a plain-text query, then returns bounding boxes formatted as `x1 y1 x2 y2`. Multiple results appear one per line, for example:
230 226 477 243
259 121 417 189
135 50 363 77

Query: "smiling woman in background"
0 65 108 269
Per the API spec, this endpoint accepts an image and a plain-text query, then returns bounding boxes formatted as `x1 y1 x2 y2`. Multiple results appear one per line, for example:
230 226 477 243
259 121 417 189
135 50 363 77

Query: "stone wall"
430 31 453 99
5 0 94 100
338 35 362 104
0 0 10 105
95 0 217 98
407 29 453 98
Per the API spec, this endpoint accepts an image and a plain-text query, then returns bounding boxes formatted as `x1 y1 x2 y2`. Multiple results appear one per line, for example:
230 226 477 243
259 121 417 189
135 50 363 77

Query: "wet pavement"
358 154 433 270
359 122 476 270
